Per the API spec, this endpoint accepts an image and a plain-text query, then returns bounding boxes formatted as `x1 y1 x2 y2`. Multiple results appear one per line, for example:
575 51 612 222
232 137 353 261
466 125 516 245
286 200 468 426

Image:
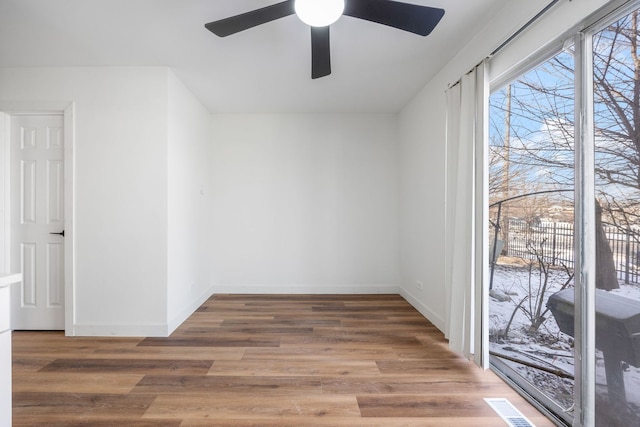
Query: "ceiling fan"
205 0 445 79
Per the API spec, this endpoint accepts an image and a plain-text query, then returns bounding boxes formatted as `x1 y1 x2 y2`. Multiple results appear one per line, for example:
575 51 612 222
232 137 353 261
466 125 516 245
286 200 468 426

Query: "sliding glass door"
488 2 640 424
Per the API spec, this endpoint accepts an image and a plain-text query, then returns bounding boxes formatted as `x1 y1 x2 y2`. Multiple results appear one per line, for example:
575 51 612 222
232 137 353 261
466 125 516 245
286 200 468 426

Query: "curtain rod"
489 0 565 57
447 0 565 89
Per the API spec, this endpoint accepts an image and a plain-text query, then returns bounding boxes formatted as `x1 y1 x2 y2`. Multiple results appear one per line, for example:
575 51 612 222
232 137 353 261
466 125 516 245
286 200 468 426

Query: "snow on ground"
489 260 640 422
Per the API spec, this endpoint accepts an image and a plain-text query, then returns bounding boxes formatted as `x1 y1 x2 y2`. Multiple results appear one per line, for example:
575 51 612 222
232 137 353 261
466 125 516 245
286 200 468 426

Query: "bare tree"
490 12 640 290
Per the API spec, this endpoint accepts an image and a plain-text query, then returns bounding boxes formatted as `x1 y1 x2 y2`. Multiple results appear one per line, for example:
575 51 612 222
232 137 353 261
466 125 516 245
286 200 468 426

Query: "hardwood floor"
12 294 555 426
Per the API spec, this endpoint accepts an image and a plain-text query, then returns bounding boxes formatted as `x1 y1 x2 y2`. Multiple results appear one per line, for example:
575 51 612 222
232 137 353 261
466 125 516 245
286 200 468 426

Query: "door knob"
50 230 65 237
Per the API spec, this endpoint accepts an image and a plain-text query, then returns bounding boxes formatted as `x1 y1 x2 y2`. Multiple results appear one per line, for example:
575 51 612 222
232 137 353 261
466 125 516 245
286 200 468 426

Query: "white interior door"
11 114 65 330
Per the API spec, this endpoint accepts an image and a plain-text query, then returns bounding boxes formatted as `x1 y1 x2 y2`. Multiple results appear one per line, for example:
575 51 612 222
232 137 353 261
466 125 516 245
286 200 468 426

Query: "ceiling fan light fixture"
295 0 345 27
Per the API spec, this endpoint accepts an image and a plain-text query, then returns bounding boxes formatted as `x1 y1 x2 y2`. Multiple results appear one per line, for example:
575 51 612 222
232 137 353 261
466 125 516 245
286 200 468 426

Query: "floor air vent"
484 398 536 427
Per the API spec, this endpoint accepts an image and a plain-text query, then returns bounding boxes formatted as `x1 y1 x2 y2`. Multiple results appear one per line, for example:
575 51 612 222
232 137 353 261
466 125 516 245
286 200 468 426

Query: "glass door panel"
592 9 640 425
488 49 576 423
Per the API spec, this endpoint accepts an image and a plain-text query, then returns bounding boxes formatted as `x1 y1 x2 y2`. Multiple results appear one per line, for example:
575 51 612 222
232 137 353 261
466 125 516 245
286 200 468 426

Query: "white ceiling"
0 0 508 113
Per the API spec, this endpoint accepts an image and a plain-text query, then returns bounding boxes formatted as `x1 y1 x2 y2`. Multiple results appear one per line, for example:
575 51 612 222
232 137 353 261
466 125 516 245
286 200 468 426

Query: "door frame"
0 101 75 336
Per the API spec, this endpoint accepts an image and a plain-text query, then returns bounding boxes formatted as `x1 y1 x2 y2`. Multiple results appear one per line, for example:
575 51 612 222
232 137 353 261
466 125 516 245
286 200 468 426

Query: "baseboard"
71 285 439 338
400 288 446 332
167 284 216 335
73 285 217 337
210 283 400 295
72 323 169 337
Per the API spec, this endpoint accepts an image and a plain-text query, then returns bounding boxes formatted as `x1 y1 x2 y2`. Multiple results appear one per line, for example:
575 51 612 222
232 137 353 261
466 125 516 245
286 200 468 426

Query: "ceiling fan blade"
205 1 295 37
311 26 331 79
343 0 445 36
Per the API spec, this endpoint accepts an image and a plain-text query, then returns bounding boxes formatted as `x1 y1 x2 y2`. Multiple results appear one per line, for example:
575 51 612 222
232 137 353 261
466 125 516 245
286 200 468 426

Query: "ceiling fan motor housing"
294 0 345 27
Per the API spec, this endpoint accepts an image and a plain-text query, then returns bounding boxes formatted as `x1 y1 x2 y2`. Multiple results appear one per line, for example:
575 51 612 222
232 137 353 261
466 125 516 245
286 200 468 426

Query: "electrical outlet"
415 280 424 290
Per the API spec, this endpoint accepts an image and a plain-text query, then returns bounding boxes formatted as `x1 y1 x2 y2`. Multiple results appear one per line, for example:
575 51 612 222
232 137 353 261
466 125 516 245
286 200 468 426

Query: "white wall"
166 70 213 331
0 69 401 334
0 67 170 335
397 0 611 331
210 114 399 293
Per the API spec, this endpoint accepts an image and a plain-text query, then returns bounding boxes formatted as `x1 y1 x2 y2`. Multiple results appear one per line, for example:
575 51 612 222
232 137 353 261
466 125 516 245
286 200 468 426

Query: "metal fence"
502 219 640 285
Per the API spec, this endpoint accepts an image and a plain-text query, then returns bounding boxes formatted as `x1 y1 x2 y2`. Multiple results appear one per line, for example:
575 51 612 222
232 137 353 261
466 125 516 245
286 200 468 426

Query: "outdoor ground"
489 260 640 425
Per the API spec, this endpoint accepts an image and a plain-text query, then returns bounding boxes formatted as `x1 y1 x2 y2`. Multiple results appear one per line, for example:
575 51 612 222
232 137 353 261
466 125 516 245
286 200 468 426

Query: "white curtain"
444 62 489 367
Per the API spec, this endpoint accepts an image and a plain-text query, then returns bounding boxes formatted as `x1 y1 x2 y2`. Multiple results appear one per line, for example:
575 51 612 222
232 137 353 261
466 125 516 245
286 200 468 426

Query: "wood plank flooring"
12 294 555 426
